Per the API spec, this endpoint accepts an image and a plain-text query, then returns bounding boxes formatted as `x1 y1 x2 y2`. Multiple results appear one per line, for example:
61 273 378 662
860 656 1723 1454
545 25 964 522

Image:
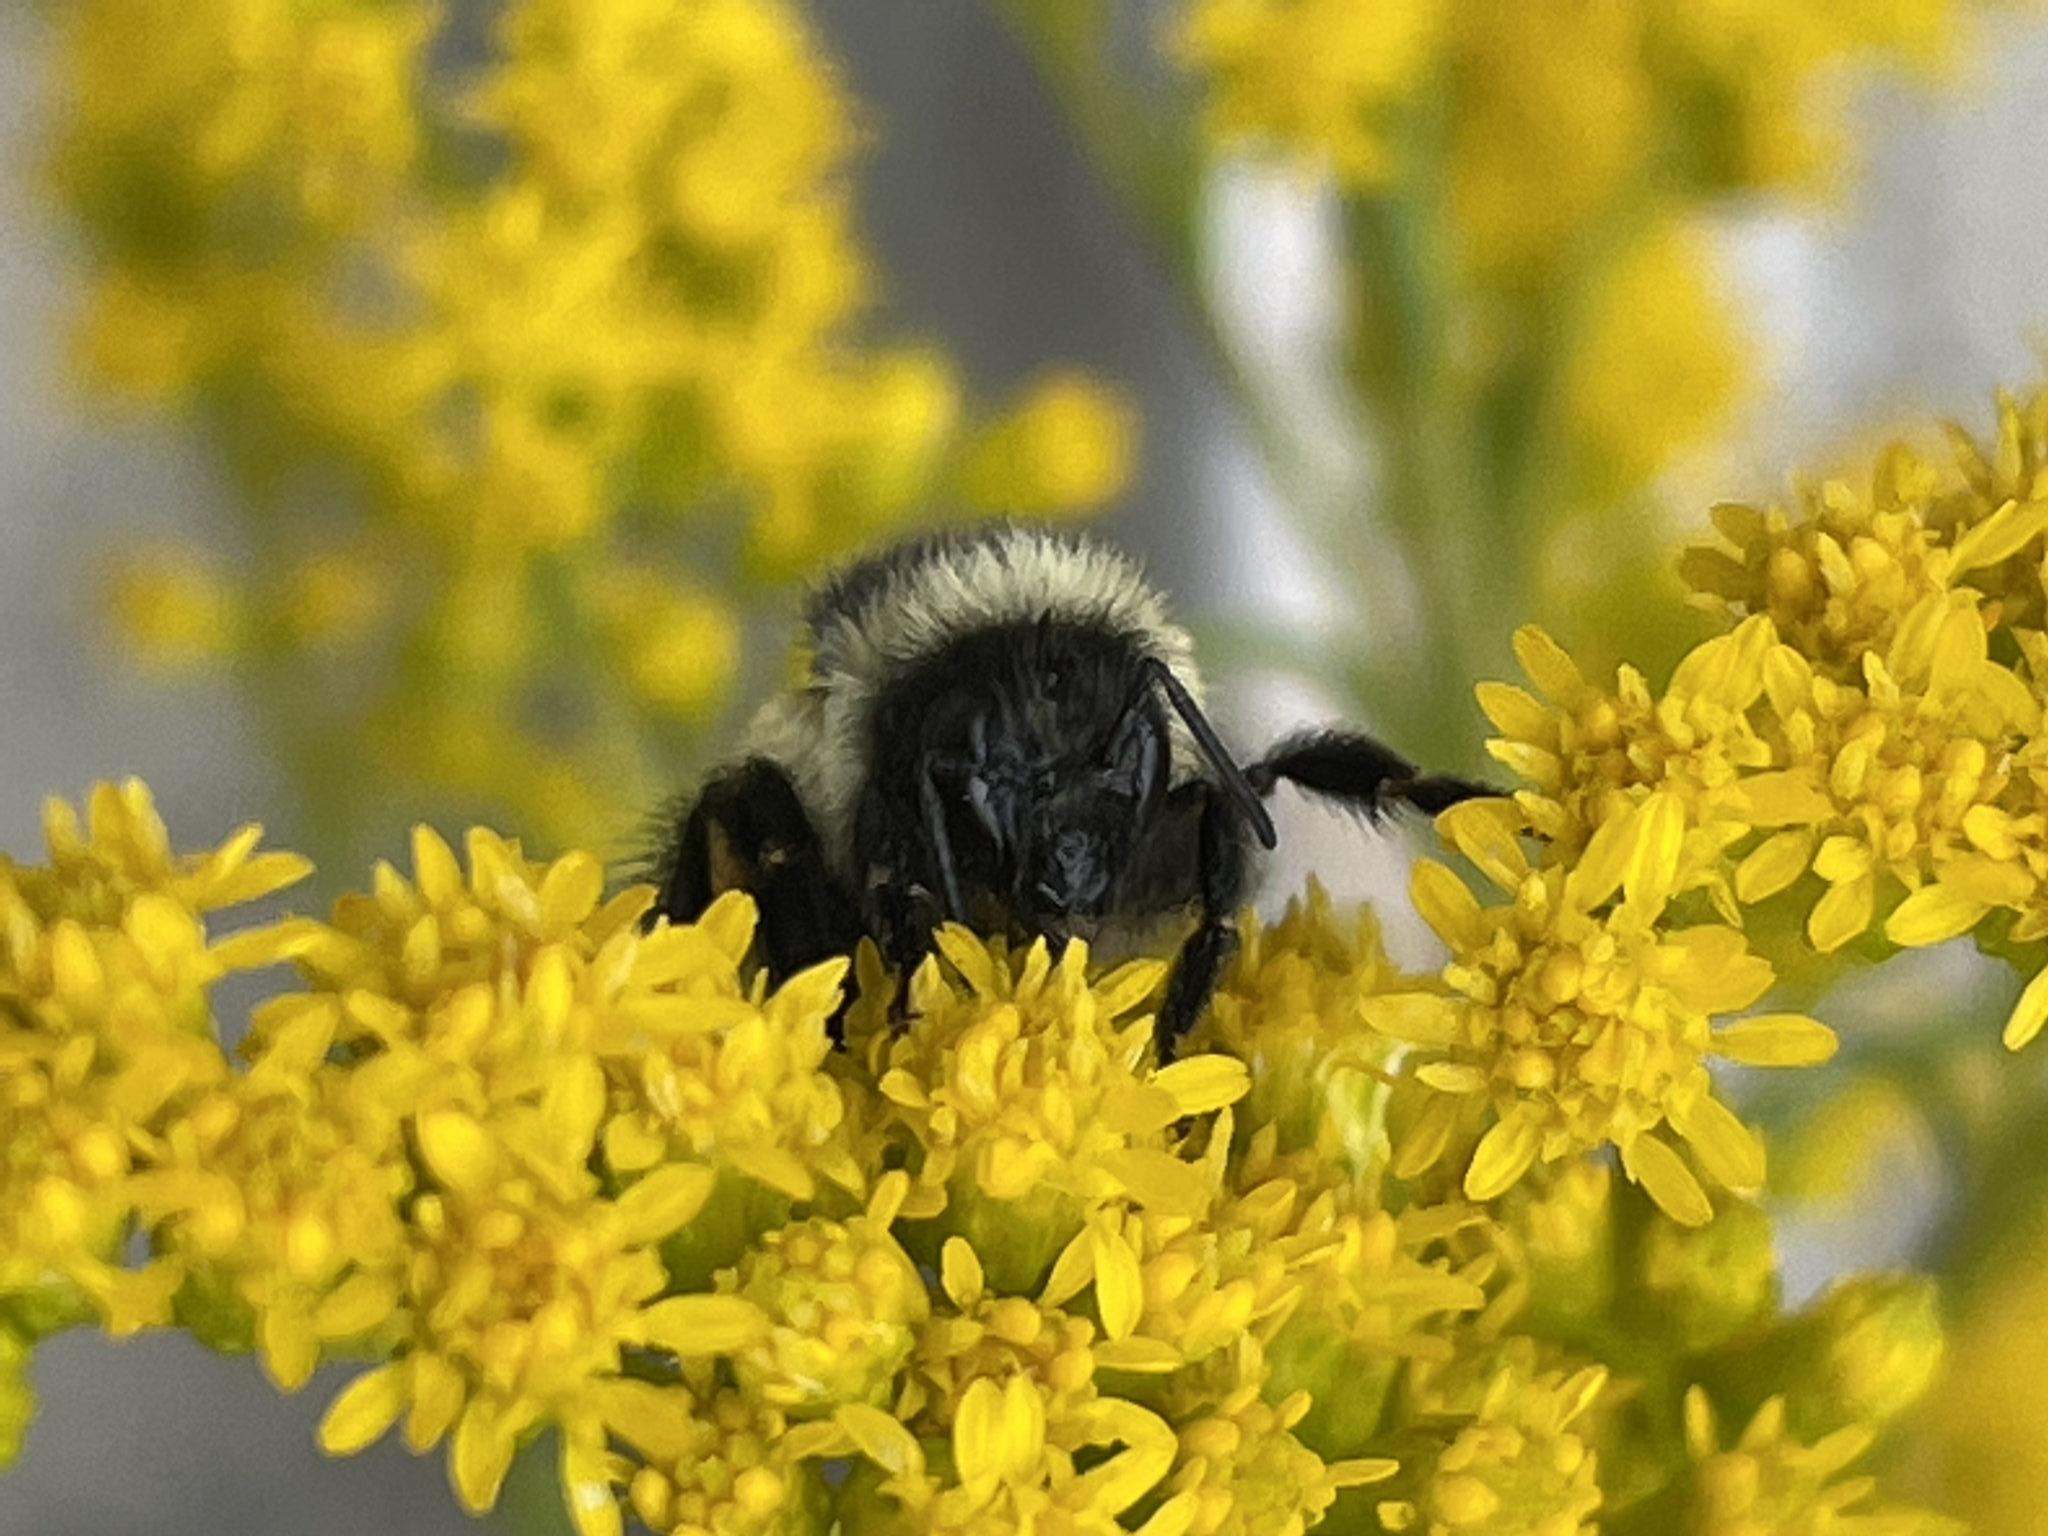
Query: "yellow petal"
312 1274 399 1340
416 1110 498 1196
837 1403 925 1479
412 825 464 906
1513 625 1588 705
1393 1092 1462 1180
1436 799 1528 890
318 1364 407 1455
1621 1135 1712 1227
941 1236 984 1311
561 1435 622 1536
1735 771 1835 826
1464 1113 1540 1202
539 851 606 931
1734 829 1814 905
1885 882 1991 948
1093 1224 1144 1340
1668 1092 1766 1191
1361 993 1462 1046
1950 495 2048 572
1150 1054 1249 1115
405 1353 466 1452
1476 681 1554 742
1713 1013 1838 1066
612 1164 716 1245
1806 874 1875 954
1566 809 1636 912
1623 792 1686 917
1932 854 2034 907
450 1398 517 1514
1415 1061 1488 1094
1410 859 1485 949
637 1295 768 1355
2003 965 2048 1050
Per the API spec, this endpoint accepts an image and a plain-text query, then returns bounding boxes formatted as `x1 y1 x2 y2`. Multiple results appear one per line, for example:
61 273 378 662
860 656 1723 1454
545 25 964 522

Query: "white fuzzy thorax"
742 525 1207 879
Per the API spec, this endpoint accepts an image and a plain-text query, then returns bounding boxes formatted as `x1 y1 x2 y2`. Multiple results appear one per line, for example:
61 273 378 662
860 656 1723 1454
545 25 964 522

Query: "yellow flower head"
1379 1346 1606 1536
618 1385 822 1536
1214 1131 1488 1454
1173 0 1447 188
862 929 1245 1290
135 1073 410 1389
1480 619 1779 892
1391 799 1834 1224
835 1362 1183 1536
1682 1389 1963 1536
1634 1196 1779 1356
956 371 1139 518
725 1173 930 1418
1780 1275 1945 1441
0 780 307 1330
1164 1337 1397 1536
1192 880 1411 1170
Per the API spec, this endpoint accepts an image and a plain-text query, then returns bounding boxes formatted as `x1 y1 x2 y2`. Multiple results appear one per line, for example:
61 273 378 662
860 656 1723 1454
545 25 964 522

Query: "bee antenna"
1142 657 1277 850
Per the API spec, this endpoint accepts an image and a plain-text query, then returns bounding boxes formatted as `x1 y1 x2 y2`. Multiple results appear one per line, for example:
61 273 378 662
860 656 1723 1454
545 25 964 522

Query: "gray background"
4 4 2048 1532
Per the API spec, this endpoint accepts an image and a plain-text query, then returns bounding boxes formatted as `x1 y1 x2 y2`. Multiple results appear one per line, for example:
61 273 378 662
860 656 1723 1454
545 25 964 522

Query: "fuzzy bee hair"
652 522 1485 1047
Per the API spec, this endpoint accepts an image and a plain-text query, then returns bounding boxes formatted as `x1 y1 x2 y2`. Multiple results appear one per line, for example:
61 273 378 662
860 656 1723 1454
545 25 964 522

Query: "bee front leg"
1158 782 1251 1057
651 758 861 982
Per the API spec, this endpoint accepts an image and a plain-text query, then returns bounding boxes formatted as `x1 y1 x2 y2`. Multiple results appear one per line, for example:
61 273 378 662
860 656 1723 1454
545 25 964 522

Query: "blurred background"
5 1 2048 1532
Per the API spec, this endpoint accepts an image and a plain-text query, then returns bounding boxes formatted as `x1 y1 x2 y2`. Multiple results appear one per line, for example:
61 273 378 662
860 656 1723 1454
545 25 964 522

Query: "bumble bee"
650 524 1484 1044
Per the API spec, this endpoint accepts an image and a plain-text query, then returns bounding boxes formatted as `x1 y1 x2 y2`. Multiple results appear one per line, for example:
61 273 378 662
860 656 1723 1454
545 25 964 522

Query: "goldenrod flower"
1388 799 1831 1224
616 1384 826 1536
1378 1347 1606 1536
725 1173 930 1418
1173 0 1446 188
0 780 307 1332
861 929 1246 1290
1164 1338 1397 1536
1681 1389 1963 1536
133 1075 409 1388
1634 1197 1779 1355
1192 881 1411 1170
51 0 1129 852
1494 1161 1614 1336
956 371 1140 517
100 546 243 674
1778 1275 1945 1440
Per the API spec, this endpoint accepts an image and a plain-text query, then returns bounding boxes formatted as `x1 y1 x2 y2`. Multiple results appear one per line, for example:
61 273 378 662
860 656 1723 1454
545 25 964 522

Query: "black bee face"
868 620 1170 946
949 684 1163 932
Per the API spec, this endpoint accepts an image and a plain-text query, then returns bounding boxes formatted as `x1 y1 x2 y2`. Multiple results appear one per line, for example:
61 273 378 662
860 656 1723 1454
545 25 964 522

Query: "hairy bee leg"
1159 784 1250 1057
1245 729 1493 819
652 757 861 981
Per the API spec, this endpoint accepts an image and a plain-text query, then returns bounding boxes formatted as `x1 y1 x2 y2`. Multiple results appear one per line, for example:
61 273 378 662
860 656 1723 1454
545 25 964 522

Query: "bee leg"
1158 783 1251 1057
651 758 862 983
1245 729 1492 819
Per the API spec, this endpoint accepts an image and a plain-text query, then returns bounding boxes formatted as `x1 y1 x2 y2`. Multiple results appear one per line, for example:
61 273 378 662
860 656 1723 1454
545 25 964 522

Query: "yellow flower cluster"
1672 388 2048 1041
1172 0 1989 554
0 775 1970 1534
47 0 1135 854
0 781 307 1431
1175 0 1968 262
